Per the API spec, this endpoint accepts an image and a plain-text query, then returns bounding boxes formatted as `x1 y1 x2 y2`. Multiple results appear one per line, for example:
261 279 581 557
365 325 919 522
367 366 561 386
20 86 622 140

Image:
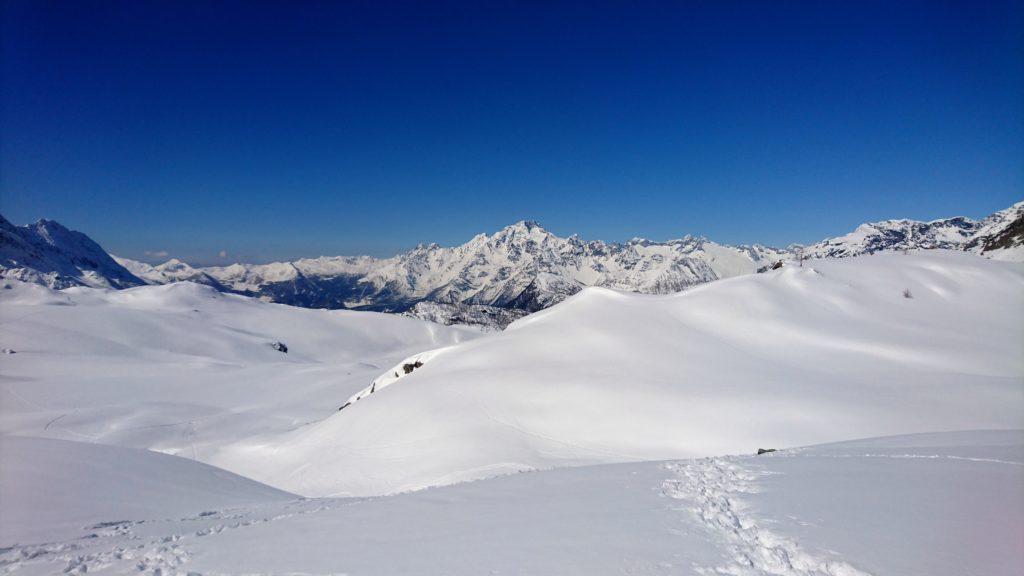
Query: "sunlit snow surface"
0 250 1021 574
219 250 1023 496
1 431 1020 575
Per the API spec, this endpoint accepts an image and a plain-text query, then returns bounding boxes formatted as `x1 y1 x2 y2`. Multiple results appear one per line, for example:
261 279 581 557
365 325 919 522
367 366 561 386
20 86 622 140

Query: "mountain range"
2 201 1021 328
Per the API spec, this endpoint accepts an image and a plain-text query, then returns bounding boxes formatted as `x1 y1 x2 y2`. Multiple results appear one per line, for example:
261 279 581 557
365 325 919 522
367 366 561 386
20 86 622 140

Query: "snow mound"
244 251 1024 496
0 436 293 546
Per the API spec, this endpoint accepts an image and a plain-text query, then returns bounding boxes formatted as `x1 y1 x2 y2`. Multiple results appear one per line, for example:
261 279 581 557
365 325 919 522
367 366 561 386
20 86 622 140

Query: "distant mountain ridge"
3 201 1021 328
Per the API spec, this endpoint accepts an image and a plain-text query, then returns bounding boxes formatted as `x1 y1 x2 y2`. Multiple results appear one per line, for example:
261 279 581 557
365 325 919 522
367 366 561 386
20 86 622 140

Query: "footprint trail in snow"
663 457 870 576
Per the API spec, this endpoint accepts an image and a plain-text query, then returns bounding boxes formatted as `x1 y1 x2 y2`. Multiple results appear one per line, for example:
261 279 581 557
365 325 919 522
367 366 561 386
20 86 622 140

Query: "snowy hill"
2 431 1020 575
0 215 144 289
0 436 293 545
228 251 1023 496
0 279 481 476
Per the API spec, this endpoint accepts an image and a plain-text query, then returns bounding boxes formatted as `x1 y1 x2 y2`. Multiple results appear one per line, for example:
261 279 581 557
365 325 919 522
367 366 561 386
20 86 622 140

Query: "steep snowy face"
804 216 982 258
964 201 1024 261
0 215 144 289
236 251 1023 496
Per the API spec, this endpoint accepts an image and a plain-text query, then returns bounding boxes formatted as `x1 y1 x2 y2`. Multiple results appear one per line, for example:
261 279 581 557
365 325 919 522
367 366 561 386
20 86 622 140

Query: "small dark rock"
756 448 776 455
1 348 15 355
270 341 288 353
402 360 424 374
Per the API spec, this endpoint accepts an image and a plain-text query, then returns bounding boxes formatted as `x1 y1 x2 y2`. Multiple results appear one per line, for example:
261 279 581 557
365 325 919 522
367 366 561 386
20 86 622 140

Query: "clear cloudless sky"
1 0 1022 264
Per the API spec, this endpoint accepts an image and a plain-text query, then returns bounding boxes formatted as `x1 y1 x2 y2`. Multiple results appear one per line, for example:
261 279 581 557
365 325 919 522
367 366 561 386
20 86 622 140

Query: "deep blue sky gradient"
2 1 1022 263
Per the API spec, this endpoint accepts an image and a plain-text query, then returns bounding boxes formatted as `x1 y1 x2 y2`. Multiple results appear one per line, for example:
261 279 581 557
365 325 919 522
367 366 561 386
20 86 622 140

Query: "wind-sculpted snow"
238 251 1024 497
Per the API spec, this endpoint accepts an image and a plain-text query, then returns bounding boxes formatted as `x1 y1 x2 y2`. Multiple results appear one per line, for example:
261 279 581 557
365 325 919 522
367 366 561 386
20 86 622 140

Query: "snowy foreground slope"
0 436 293 545
0 280 480 469
232 250 1024 496
1 431 1020 575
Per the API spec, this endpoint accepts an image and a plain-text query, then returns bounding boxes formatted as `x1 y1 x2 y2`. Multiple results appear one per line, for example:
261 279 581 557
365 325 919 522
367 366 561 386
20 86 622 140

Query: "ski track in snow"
0 499 348 575
663 457 871 576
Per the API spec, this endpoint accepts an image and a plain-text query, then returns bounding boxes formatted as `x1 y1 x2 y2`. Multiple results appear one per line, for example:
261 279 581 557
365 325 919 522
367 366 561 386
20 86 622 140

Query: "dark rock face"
979 213 1023 252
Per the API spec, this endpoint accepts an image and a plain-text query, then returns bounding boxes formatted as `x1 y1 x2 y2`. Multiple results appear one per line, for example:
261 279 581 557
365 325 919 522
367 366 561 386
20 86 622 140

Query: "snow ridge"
664 457 871 576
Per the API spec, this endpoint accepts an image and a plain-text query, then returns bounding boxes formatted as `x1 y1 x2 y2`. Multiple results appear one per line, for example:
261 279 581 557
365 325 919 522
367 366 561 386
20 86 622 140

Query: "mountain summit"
0 216 144 289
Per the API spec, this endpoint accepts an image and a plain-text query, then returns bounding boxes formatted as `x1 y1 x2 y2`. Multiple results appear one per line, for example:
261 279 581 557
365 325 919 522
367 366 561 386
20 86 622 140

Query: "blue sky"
2 1 1021 264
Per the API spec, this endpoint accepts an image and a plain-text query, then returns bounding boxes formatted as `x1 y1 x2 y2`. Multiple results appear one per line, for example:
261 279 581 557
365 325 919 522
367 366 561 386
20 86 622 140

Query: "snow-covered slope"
402 301 528 331
2 431 1019 575
0 436 293 545
803 215 980 258
803 201 1024 261
0 279 481 480
0 216 144 289
964 200 1024 261
228 251 1023 496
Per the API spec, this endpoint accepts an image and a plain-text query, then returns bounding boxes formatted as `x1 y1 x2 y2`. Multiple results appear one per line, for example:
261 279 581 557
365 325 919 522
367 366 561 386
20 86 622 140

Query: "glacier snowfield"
1 250 1022 574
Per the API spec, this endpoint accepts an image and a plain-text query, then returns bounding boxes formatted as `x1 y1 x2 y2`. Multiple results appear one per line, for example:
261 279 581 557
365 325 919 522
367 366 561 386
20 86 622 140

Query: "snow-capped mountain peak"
1 215 144 289
4 200 1022 329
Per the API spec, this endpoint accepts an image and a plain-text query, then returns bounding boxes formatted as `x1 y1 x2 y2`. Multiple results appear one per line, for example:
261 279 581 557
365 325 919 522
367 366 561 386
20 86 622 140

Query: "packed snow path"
664 458 869 576
2 431 1020 575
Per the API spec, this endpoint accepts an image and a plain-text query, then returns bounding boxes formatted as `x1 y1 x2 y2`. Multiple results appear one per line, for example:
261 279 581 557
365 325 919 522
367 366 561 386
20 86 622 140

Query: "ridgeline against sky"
2 1 1021 264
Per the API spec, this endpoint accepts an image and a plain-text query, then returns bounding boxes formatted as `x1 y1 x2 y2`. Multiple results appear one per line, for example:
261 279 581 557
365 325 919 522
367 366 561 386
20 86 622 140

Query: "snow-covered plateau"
0 249 1021 574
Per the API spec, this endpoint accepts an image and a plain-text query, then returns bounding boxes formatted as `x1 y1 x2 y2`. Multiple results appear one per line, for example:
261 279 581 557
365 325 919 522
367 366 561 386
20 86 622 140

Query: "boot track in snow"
663 457 871 576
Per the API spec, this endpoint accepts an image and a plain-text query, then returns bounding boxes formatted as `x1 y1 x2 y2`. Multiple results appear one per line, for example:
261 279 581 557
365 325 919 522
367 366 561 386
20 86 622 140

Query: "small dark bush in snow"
903 289 913 299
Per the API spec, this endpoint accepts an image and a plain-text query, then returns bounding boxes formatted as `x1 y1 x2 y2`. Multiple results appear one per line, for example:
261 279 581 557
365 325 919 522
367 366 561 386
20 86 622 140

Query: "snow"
236 250 1023 497
1 431 1019 575
0 280 481 488
0 245 1021 574
0 436 292 545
